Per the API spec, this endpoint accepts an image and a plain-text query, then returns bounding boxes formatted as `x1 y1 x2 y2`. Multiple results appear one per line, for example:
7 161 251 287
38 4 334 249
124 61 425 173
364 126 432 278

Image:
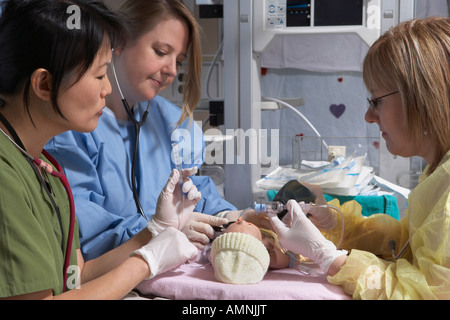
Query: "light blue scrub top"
46 96 236 260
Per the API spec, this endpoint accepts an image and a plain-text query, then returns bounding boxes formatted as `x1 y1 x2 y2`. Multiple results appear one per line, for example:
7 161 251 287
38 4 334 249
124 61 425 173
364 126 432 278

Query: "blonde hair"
363 17 450 173
117 0 202 125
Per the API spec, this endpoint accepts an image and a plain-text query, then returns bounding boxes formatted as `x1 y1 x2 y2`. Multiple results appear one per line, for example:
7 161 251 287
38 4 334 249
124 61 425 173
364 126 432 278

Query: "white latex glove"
131 227 198 279
181 212 228 249
299 202 338 231
268 200 347 274
299 183 337 230
147 168 201 237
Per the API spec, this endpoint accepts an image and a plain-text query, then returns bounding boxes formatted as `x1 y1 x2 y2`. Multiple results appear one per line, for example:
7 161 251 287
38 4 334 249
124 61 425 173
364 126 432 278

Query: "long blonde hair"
117 0 202 125
363 17 450 173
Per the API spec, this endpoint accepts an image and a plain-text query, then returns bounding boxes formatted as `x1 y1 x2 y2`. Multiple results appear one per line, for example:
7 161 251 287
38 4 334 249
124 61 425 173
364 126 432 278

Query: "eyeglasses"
367 91 399 109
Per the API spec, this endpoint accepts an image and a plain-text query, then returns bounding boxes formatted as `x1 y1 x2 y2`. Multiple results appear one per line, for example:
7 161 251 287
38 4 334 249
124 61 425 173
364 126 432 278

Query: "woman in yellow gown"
268 17 450 300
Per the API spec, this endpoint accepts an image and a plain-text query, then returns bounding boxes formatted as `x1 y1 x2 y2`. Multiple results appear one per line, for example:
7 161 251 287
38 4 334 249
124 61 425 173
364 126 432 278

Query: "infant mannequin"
224 219 320 276
223 218 262 240
207 217 319 284
209 218 270 284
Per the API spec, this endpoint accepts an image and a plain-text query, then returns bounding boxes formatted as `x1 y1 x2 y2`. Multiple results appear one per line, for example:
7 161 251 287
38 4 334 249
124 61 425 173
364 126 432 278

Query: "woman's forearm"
56 255 150 300
327 254 347 276
81 228 152 283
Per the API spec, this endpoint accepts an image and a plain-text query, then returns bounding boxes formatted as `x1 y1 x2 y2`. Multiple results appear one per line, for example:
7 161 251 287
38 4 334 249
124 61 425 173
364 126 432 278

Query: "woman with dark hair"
0 0 199 299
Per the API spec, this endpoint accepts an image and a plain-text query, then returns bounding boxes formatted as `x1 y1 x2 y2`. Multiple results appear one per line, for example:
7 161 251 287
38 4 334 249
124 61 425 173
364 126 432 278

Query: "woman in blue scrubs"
46 0 237 261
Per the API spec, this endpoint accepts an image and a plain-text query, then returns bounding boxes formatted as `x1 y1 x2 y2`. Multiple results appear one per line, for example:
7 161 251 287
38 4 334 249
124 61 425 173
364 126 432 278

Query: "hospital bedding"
136 261 350 300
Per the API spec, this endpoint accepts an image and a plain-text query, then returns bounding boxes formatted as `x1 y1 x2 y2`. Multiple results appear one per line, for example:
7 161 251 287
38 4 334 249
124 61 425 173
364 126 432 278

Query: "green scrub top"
0 133 80 297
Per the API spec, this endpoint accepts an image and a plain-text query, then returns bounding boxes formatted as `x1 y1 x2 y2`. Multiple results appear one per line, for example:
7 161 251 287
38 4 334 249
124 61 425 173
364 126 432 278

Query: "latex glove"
299 202 338 231
181 212 228 249
131 227 198 279
299 183 337 230
268 200 347 274
147 168 201 237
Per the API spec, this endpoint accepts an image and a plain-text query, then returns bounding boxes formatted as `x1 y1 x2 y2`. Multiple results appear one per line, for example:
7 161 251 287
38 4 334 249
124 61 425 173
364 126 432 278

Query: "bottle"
253 201 286 218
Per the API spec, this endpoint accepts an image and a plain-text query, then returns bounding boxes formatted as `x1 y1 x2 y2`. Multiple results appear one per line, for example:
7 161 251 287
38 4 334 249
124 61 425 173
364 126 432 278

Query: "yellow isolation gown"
326 151 450 299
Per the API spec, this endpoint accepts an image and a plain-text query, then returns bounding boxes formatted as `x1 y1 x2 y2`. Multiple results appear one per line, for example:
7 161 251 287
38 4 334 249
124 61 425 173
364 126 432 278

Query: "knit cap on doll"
211 232 270 284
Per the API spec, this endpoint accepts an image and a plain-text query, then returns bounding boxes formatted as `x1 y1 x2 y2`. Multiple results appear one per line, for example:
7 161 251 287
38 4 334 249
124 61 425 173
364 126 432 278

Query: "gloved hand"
181 212 228 249
298 183 337 230
298 202 338 231
147 168 201 237
268 200 347 274
131 227 198 279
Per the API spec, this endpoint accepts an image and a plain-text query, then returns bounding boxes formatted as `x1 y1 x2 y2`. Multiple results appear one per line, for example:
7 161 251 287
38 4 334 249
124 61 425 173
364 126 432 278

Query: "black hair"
0 0 125 121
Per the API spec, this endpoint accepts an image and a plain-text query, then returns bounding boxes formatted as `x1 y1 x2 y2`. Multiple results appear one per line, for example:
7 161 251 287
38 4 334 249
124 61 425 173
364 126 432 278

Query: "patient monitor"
255 0 379 50
254 0 416 51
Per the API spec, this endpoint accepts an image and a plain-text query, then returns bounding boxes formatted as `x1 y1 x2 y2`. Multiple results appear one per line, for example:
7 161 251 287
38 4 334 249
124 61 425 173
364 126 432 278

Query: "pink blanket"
136 262 351 300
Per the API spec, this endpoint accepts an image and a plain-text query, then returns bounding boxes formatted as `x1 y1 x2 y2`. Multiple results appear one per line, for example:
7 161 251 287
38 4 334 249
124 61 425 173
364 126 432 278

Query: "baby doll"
208 216 321 284
209 218 270 284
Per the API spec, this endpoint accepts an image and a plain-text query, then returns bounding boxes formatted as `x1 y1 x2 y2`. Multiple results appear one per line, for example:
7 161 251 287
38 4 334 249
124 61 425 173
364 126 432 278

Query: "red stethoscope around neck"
36 150 75 293
0 112 75 293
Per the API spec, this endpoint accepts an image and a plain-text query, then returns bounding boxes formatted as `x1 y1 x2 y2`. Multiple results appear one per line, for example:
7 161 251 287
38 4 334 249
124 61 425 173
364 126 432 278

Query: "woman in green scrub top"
0 0 200 299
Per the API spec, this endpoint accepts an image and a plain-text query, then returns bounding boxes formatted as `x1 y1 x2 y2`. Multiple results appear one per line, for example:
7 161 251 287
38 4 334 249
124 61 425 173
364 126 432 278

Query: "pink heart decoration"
330 104 346 118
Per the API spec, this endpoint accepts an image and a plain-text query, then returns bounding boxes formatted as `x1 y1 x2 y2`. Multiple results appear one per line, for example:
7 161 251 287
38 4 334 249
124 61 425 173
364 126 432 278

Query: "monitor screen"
286 0 364 27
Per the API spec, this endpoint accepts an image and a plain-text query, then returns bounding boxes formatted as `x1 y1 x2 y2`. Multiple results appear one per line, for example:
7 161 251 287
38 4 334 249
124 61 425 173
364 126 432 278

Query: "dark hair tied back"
0 0 125 119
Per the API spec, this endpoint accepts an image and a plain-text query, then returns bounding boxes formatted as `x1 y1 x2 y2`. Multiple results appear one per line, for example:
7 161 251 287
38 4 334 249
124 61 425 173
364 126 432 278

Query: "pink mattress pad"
136 261 351 300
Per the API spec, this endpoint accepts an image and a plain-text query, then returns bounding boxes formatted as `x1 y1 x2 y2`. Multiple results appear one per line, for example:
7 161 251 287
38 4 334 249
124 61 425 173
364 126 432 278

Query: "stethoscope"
111 51 150 220
0 113 75 293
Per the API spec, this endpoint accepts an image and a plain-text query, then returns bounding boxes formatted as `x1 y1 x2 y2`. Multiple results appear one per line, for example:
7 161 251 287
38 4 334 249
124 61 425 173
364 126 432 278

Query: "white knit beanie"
211 232 270 284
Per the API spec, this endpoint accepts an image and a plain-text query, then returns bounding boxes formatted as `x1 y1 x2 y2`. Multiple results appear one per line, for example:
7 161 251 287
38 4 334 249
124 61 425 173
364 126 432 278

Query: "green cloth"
323 194 400 220
0 133 80 297
267 189 400 220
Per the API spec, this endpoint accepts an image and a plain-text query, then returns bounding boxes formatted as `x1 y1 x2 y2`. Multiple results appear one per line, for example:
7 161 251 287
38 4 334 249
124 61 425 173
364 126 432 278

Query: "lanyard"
0 113 75 292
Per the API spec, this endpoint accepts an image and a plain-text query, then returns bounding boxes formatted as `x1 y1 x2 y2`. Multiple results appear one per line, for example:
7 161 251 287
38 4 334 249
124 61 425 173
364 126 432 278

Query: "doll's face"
224 218 289 269
224 218 262 241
